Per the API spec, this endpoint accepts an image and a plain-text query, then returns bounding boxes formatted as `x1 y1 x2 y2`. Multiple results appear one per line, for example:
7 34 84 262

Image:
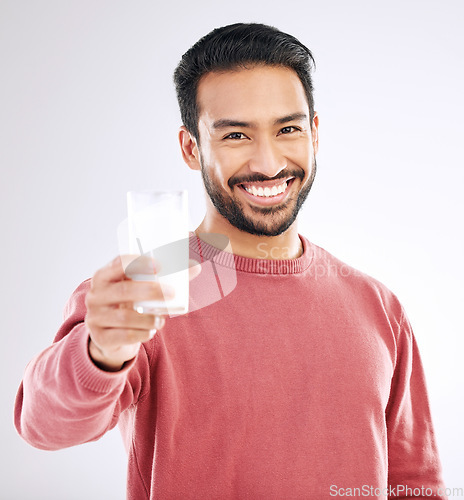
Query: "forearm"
14 323 134 450
386 315 447 498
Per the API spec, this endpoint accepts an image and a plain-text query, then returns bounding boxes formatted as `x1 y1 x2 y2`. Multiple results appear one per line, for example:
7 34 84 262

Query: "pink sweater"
15 235 447 499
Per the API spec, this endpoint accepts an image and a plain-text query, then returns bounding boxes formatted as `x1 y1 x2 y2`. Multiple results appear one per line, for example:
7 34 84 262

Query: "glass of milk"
126 190 189 316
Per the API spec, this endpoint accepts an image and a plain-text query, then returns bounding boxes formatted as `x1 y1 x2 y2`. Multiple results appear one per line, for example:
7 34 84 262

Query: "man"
15 23 447 499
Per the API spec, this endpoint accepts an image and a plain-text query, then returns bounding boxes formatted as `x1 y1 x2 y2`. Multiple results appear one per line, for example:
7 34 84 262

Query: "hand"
85 255 201 371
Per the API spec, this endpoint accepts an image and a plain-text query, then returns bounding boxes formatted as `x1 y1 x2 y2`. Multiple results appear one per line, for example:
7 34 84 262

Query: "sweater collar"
189 232 313 275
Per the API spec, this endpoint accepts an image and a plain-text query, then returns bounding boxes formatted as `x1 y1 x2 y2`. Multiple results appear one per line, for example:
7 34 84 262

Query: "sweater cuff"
68 323 137 394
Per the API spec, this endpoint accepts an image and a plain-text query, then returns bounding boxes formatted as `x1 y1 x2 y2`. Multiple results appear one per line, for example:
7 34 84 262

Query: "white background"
1 0 463 498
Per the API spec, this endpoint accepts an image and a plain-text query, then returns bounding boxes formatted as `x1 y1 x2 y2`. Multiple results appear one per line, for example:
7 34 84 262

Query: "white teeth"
244 181 288 197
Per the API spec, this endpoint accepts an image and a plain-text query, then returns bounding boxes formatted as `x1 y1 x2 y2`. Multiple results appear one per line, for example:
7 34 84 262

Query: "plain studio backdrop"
1 1 463 498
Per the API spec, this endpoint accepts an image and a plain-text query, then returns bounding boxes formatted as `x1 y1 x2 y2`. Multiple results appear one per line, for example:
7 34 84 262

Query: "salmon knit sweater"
15 234 447 499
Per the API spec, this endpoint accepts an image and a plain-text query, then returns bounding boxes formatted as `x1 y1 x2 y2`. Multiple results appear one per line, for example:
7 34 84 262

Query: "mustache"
228 169 304 189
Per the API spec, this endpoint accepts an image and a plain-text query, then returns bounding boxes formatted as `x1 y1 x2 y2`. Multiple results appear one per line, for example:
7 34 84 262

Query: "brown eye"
225 132 246 140
280 126 297 135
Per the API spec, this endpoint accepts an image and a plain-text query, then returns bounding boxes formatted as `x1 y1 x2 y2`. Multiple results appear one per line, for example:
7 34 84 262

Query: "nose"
248 137 287 178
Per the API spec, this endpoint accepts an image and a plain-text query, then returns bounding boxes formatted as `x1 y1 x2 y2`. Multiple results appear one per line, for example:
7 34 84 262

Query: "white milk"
127 191 189 316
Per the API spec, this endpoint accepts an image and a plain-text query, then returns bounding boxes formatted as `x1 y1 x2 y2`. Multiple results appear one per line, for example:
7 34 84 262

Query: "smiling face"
180 64 319 237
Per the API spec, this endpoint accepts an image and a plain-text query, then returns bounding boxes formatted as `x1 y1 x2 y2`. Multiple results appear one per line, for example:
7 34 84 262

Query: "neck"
195 211 302 260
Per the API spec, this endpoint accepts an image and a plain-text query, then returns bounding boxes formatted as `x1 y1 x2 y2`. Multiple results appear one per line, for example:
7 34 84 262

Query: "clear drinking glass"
125 190 189 316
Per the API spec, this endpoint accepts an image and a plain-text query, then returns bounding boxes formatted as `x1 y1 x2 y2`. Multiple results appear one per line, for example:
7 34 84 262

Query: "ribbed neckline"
189 232 313 275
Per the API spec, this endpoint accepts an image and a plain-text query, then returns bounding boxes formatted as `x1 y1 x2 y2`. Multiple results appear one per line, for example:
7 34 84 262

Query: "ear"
178 126 201 171
311 112 319 155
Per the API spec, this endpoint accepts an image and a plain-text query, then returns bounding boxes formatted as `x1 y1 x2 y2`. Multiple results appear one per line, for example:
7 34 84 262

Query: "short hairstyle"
173 23 316 142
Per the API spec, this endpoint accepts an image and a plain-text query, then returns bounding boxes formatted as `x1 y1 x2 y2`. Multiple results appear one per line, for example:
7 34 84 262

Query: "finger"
123 254 161 279
89 279 175 307
93 327 155 347
88 308 161 330
92 255 138 286
91 314 166 348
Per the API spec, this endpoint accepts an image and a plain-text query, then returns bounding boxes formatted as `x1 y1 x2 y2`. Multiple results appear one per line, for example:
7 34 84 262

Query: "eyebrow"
211 113 308 130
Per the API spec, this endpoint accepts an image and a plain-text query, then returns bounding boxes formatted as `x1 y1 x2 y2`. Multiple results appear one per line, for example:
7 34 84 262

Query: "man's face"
194 65 318 237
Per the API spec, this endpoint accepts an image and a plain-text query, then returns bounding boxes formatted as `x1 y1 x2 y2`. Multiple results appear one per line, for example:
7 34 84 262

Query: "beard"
199 154 317 237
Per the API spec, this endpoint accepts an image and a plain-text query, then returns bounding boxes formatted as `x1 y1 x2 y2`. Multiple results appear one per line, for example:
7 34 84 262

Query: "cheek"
286 142 314 186
287 141 312 169
207 149 241 188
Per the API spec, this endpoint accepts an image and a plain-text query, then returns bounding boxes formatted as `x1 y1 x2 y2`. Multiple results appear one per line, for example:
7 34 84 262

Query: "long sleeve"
386 309 447 499
14 280 152 451
14 237 449 498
